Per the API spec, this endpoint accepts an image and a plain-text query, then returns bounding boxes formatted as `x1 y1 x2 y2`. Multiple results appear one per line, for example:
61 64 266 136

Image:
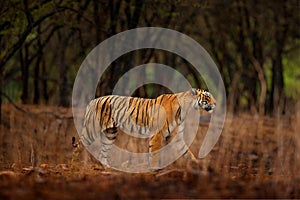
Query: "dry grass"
0 104 299 199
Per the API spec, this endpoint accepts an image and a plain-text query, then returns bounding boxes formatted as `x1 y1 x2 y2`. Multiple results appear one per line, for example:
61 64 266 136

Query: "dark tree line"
0 0 299 121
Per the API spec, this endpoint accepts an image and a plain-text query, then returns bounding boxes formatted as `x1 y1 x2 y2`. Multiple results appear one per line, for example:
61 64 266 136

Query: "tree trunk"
20 45 29 104
248 54 267 116
0 74 2 123
227 72 240 115
57 30 69 107
249 6 266 116
59 48 68 107
33 26 42 104
271 53 284 116
33 57 40 104
237 0 258 113
40 60 48 104
270 2 287 116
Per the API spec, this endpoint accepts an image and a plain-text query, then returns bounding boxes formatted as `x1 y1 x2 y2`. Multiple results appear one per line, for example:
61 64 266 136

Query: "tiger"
80 88 216 170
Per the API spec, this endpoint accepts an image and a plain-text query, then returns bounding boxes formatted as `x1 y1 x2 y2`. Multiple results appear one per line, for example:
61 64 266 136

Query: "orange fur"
80 88 216 169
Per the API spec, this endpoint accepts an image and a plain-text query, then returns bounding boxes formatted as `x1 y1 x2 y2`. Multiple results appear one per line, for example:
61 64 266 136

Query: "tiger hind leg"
149 132 165 170
100 126 118 168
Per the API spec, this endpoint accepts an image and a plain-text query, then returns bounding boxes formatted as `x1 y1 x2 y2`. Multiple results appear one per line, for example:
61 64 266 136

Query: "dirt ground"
0 104 299 199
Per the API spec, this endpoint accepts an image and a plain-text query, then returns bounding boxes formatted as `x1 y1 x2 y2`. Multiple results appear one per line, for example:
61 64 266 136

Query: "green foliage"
283 49 300 99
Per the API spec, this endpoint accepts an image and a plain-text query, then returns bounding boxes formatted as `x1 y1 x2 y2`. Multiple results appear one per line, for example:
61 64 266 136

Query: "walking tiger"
80 88 216 170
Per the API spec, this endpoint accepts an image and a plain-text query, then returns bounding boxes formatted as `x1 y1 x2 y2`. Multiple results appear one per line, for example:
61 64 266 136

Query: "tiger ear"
190 88 197 96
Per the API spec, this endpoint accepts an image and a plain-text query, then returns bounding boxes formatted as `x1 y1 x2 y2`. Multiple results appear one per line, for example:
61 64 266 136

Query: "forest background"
1 0 299 118
0 1 299 198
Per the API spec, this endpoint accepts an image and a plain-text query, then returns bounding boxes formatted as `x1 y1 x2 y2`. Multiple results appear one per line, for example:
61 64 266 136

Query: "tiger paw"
149 166 161 172
99 158 111 169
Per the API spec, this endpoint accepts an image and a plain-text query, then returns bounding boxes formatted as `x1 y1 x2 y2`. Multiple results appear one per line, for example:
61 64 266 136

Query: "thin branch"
0 92 27 113
0 92 73 120
0 7 66 72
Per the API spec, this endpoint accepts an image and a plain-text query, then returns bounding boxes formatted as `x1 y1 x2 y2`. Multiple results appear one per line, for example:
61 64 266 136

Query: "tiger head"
190 88 216 113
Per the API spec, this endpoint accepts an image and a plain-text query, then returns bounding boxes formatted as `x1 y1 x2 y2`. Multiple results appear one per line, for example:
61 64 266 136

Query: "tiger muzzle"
205 103 216 113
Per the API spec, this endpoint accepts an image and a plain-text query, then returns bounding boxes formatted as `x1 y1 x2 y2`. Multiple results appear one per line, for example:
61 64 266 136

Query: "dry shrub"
0 104 299 198
0 104 77 168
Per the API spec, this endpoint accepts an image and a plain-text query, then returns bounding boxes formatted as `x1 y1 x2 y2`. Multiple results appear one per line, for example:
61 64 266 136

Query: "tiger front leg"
100 126 118 168
149 132 165 171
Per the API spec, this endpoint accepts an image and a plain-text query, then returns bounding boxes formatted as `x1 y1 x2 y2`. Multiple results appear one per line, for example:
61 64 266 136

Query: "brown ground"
0 104 299 199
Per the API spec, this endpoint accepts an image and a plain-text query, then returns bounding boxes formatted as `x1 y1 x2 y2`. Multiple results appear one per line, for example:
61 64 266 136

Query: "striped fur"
80 88 216 169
